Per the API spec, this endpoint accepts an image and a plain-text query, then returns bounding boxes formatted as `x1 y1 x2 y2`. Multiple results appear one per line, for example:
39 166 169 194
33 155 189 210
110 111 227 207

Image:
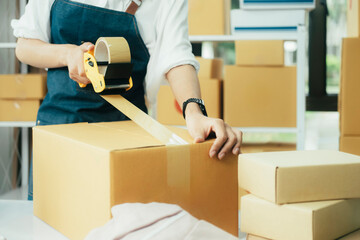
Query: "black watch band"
182 98 208 119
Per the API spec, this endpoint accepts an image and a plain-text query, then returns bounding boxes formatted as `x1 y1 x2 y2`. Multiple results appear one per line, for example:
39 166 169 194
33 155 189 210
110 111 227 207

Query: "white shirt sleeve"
143 0 199 108
11 0 54 43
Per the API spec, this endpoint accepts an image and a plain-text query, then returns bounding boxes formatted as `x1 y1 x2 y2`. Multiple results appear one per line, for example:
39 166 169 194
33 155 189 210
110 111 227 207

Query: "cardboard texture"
196 57 224 79
247 234 270 240
188 0 230 35
241 195 360 240
347 0 360 37
340 136 360 156
33 121 238 240
338 229 360 240
224 66 296 127
235 40 284 66
0 74 46 99
339 38 360 135
238 150 360 204
0 100 40 121
157 79 222 125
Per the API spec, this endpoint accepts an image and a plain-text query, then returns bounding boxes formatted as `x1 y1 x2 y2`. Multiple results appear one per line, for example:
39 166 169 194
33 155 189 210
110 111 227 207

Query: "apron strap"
125 0 142 15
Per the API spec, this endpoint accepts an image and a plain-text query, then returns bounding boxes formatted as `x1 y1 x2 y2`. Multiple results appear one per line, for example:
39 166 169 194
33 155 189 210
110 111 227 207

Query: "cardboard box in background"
157 79 222 125
196 57 224 79
235 40 284 66
340 136 360 156
0 100 40 121
0 74 47 99
224 66 296 128
347 0 360 37
188 0 230 35
247 234 270 240
238 150 360 204
241 142 296 154
338 229 360 240
33 121 238 240
339 38 360 135
241 195 360 240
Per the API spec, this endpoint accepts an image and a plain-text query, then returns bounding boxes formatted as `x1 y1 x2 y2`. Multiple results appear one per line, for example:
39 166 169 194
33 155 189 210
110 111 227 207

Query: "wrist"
183 98 208 119
61 44 76 66
184 103 203 119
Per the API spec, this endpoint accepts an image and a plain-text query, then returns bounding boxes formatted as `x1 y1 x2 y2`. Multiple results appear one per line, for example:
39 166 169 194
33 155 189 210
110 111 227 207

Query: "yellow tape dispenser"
80 37 133 94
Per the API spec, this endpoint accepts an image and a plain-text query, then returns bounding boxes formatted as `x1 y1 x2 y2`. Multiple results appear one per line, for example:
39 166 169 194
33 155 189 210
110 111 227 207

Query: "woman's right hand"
65 42 94 85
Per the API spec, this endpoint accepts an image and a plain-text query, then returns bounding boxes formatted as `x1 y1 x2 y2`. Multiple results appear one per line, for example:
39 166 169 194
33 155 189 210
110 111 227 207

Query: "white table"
0 200 69 240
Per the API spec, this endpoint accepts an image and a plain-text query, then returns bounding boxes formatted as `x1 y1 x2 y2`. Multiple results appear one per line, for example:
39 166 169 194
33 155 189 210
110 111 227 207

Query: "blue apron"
28 0 149 200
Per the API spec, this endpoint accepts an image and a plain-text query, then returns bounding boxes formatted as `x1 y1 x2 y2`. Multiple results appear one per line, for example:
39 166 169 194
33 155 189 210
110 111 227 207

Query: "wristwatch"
182 98 208 119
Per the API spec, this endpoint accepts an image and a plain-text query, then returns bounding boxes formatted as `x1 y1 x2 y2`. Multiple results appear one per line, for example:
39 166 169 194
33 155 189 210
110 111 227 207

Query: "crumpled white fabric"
85 202 238 240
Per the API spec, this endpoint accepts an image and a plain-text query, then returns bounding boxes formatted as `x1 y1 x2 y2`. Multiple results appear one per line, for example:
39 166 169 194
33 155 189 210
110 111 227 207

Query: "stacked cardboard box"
33 121 238 240
239 150 360 240
188 0 230 35
339 2 360 155
157 57 223 125
0 74 46 121
224 40 297 127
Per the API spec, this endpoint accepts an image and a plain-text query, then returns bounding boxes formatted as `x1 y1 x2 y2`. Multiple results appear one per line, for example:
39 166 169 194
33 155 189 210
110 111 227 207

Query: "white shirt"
11 0 199 113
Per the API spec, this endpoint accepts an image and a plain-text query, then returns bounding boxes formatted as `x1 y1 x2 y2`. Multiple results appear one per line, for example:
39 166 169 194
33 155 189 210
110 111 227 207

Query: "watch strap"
182 98 208 119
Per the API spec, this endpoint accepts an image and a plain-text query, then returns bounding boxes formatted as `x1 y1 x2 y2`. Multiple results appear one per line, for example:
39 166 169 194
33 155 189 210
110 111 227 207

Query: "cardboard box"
241 143 296 154
188 0 230 35
33 121 238 240
224 66 296 128
157 79 222 125
0 74 46 99
235 40 284 66
239 0 315 10
0 100 40 121
238 150 360 204
347 0 360 37
241 195 360 240
231 9 305 36
340 135 360 156
338 229 360 240
196 57 224 79
339 38 360 135
247 235 270 240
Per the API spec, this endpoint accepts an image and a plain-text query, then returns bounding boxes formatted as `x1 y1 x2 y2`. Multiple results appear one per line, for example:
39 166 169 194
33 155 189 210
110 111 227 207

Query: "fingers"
209 119 227 158
68 42 93 84
80 42 95 52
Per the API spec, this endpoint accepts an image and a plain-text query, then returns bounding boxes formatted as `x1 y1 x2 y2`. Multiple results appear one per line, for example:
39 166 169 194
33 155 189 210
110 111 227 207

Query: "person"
12 0 242 201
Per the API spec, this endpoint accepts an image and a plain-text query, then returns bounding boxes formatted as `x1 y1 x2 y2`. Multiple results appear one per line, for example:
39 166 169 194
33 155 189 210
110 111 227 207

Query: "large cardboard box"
241 195 360 240
339 38 360 135
157 79 222 125
347 0 360 37
188 0 230 35
224 66 296 127
0 99 40 121
0 74 46 99
235 40 284 66
239 0 315 10
196 57 224 79
340 136 360 156
33 121 238 240
238 150 360 204
339 229 360 240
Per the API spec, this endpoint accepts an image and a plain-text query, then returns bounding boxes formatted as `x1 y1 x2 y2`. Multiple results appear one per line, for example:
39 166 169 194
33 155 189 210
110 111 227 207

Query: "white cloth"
11 0 199 112
85 202 238 240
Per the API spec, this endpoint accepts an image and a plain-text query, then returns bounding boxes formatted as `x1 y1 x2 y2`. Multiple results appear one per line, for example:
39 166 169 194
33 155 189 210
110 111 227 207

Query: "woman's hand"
185 111 242 160
65 42 94 85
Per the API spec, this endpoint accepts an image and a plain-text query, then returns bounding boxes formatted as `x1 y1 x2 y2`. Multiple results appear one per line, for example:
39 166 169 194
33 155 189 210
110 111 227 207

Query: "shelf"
0 42 17 48
236 127 298 134
0 122 35 127
189 32 298 42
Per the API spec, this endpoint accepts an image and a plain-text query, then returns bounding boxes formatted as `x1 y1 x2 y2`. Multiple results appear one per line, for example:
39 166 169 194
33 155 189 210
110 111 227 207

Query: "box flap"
34 121 192 151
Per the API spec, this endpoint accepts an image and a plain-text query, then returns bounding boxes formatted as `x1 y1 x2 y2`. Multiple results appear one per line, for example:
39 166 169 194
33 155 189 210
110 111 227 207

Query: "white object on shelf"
230 9 306 36
239 0 315 10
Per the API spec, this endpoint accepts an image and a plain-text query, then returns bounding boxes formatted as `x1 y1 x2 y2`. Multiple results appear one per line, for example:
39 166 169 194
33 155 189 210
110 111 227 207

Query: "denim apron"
28 0 149 200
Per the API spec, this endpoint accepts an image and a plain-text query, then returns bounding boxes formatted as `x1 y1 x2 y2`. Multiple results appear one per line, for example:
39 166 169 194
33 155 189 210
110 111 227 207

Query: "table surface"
0 200 69 240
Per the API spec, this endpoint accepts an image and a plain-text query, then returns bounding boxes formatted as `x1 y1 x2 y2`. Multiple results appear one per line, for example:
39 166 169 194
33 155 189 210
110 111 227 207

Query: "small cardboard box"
157 79 222 125
235 40 284 66
196 57 224 79
188 0 230 35
0 99 40 121
241 195 360 240
0 74 46 99
339 229 360 240
224 65 296 127
33 121 238 240
340 135 360 156
339 38 360 135
238 150 360 204
347 0 360 37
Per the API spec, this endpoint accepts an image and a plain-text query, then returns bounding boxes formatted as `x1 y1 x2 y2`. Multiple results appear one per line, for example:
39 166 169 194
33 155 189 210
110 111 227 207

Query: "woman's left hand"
185 112 242 160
